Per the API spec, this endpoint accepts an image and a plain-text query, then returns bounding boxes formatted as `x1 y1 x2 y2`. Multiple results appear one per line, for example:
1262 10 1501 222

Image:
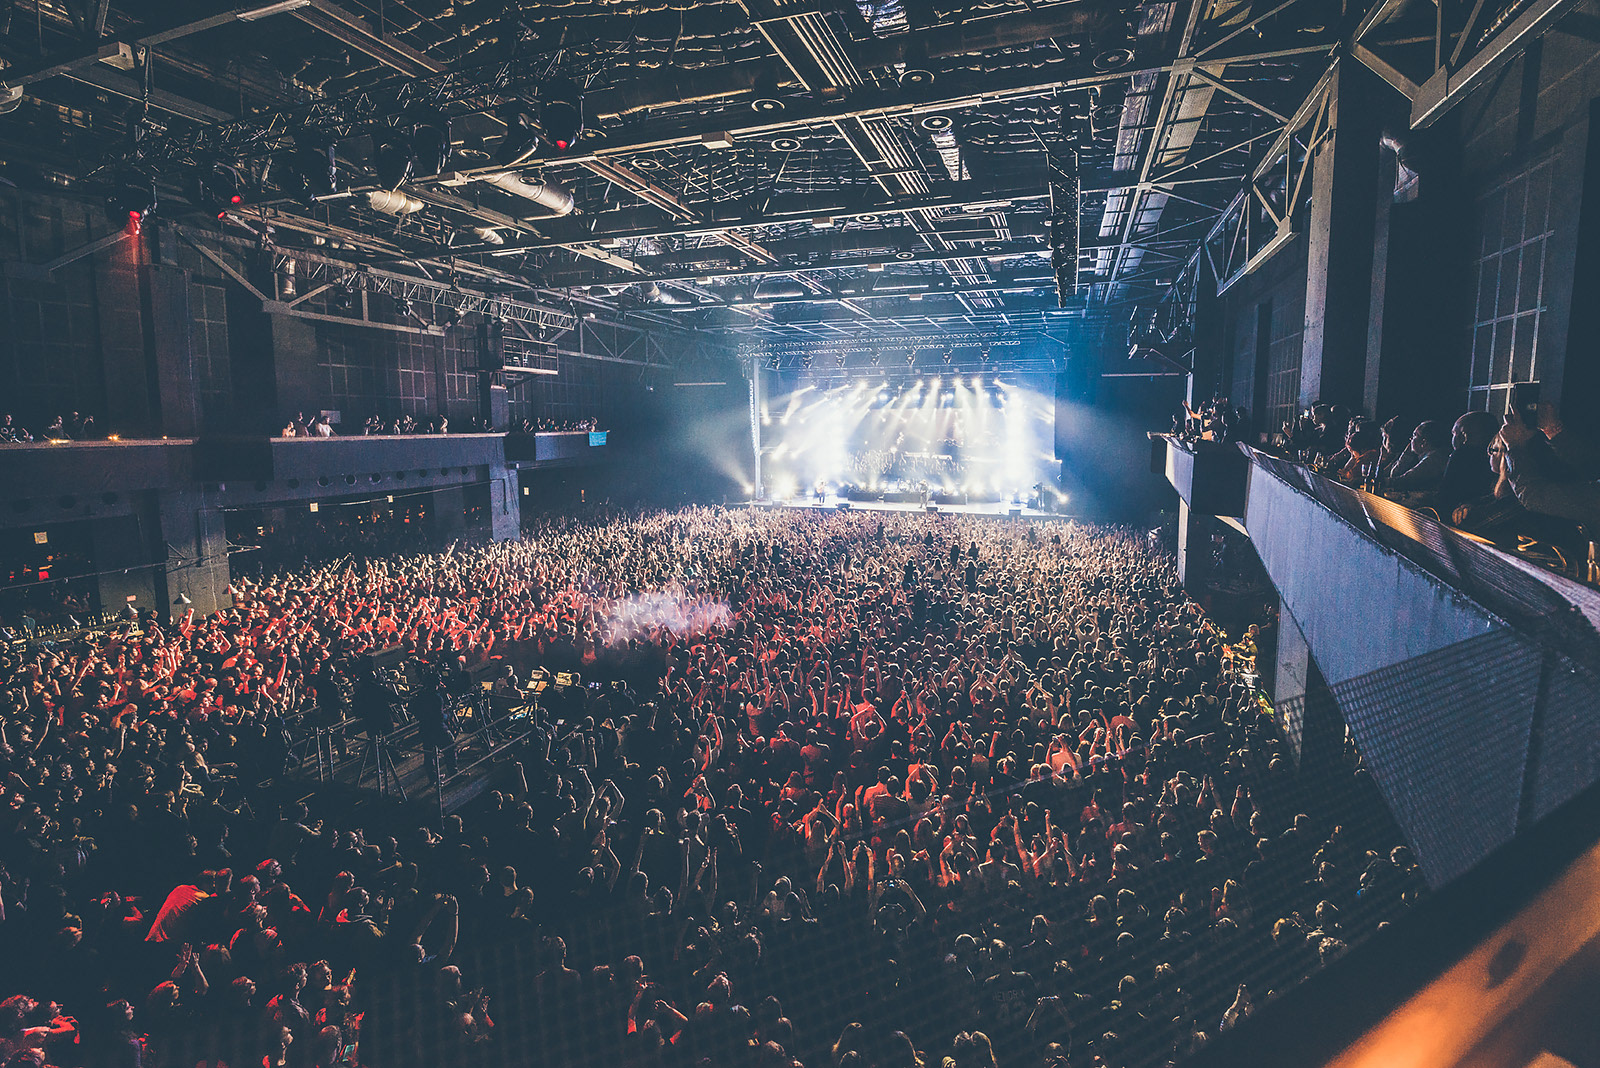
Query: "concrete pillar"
93 510 158 617
1271 600 1346 778
488 463 522 541
431 485 468 542
1175 500 1213 591
1300 62 1386 413
155 489 231 621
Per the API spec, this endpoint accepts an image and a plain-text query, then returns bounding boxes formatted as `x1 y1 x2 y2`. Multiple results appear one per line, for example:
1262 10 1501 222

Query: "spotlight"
495 110 541 168
541 78 584 152
408 111 453 177
373 127 416 188
288 140 340 202
191 162 246 219
105 168 156 227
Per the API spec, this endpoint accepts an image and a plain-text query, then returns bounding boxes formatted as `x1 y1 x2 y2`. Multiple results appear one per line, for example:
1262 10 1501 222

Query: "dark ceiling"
0 0 1344 358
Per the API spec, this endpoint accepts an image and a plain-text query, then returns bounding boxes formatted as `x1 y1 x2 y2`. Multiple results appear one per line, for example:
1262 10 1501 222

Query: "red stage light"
554 139 570 151
231 194 243 204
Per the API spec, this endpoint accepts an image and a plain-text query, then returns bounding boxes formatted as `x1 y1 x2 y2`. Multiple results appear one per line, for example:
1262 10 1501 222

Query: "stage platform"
748 496 1064 519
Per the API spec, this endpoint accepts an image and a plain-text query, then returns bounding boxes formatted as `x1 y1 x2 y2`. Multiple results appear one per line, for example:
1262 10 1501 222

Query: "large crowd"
0 508 1420 1068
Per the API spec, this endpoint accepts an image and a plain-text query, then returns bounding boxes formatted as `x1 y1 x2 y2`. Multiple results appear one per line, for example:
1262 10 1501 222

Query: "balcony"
503 430 610 467
1154 433 1250 517
0 437 197 500
1237 446 1600 887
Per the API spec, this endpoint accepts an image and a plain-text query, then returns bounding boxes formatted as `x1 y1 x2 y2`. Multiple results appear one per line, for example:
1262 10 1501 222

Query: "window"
1466 154 1556 413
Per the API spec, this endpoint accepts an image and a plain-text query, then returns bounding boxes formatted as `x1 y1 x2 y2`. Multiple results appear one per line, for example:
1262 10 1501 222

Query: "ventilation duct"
473 227 505 245
367 190 425 215
636 282 689 305
481 172 574 217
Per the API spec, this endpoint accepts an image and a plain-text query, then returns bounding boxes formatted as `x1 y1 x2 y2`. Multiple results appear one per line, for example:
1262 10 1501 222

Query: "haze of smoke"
604 590 733 642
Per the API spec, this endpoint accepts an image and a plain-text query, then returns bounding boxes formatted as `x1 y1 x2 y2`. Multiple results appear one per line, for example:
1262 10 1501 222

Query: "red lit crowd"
0 508 1420 1068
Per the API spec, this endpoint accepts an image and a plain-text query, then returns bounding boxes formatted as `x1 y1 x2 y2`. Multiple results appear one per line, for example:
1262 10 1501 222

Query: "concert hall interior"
4 3 1600 1068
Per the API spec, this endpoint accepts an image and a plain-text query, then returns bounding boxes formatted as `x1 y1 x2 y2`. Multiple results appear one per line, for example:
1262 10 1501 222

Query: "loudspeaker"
837 501 852 511
926 504 938 513
476 320 505 372
484 383 510 432
1009 507 1023 517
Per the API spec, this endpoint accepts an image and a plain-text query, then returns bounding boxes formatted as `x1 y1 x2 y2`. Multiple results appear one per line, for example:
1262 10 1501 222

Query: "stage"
747 495 1065 519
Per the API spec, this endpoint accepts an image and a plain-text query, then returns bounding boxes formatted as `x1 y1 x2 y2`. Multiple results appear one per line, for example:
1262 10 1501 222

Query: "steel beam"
2 5 303 87
1410 0 1580 127
291 0 444 78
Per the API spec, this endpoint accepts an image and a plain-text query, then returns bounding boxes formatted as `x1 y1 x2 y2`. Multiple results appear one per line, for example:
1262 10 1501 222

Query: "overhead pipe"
480 173 575 217
367 189 425 214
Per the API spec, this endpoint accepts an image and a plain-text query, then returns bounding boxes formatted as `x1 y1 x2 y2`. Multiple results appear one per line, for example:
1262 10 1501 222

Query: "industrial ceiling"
0 0 1540 365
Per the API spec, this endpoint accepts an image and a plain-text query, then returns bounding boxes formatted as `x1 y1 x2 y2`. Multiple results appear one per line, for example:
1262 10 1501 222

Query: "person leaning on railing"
1498 404 1600 533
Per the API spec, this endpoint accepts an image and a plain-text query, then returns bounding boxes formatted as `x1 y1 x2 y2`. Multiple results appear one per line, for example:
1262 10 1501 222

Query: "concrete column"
430 485 468 542
1175 500 1213 591
93 509 158 617
1271 599 1347 778
156 489 231 621
487 462 522 541
1300 62 1386 413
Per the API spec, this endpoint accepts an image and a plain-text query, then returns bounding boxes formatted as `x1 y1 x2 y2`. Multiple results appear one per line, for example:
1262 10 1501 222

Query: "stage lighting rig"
541 79 584 152
1048 148 1080 308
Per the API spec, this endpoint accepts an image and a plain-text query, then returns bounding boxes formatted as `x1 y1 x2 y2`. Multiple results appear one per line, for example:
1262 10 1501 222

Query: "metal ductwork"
637 282 689 305
480 173 575 217
367 190 425 215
